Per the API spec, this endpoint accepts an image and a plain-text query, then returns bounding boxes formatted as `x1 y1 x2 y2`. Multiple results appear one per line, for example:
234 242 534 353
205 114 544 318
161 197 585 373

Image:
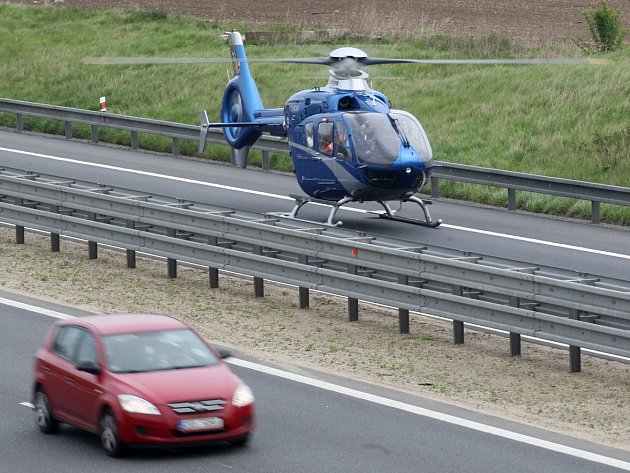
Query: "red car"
32 313 254 456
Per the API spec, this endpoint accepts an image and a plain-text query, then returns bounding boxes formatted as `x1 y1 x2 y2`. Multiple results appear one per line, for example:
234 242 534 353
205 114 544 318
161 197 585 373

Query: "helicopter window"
345 113 400 166
334 123 351 160
305 122 314 148
389 110 433 161
318 121 334 154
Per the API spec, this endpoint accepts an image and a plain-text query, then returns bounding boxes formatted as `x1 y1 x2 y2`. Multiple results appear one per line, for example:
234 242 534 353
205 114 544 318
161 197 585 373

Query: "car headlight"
118 394 161 415
232 384 254 407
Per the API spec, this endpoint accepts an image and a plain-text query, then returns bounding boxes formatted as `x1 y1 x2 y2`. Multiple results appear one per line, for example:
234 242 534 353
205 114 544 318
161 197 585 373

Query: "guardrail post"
508 296 521 356
173 138 180 157
14 198 25 244
207 236 219 288
569 309 581 373
126 248 136 268
262 151 270 171
51 233 60 252
16 113 23 131
591 201 601 224
49 204 60 252
65 121 72 139
253 245 264 297
91 125 99 144
430 176 439 198
125 222 136 268
508 188 517 210
398 274 410 334
15 225 25 244
348 264 359 322
87 212 98 260
452 285 464 344
298 255 309 309
131 131 139 150
166 228 177 278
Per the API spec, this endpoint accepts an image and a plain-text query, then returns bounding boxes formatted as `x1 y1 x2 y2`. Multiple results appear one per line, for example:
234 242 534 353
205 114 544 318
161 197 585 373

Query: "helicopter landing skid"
370 196 442 228
266 194 355 227
267 194 441 228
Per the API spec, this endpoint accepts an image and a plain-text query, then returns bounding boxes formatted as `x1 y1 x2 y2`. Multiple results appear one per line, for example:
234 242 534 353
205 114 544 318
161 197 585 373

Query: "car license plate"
178 417 224 432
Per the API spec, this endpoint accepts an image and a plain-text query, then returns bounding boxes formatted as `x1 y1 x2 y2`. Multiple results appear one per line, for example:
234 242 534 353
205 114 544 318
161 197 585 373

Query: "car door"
68 330 103 431
46 325 85 420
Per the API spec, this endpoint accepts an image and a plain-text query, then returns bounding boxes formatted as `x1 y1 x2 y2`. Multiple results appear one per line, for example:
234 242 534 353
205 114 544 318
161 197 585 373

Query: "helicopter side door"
330 120 357 191
291 118 340 199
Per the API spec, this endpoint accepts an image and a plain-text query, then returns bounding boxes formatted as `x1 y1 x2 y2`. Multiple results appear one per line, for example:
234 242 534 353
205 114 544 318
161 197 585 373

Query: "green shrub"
575 0 628 53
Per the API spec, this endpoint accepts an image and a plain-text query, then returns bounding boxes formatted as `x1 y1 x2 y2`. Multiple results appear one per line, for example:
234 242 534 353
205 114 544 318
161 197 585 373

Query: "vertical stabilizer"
220 31 264 150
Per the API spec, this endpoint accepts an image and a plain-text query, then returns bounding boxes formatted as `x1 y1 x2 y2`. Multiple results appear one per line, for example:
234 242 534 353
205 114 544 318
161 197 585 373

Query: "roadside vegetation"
1 3 629 223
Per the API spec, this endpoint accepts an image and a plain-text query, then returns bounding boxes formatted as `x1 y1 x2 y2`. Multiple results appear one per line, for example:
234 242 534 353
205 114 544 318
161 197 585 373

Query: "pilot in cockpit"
360 120 376 158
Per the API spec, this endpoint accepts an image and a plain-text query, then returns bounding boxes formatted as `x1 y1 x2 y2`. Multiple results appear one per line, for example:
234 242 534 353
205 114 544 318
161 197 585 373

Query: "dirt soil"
1 226 629 451
11 0 630 46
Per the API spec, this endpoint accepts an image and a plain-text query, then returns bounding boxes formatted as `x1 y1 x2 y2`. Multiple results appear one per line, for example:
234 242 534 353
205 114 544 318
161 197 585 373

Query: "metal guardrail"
1 167 629 373
2 98 630 224
0 98 287 162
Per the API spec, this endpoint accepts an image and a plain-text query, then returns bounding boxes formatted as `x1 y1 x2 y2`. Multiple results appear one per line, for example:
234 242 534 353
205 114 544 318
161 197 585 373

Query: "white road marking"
227 357 630 471
0 297 75 319
7 296 630 471
2 146 629 260
21 402 34 409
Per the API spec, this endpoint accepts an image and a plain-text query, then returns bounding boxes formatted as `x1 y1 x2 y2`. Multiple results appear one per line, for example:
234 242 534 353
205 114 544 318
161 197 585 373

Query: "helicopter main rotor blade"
361 57 609 66
268 56 609 66
83 56 608 66
82 57 238 65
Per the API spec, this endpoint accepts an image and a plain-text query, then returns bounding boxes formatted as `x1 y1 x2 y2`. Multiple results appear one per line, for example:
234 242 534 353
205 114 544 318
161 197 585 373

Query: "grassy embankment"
1 4 629 222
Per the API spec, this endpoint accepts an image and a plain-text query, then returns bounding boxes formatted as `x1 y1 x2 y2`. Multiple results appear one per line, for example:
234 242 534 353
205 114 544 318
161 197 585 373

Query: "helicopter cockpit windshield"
389 110 433 162
344 111 433 166
345 113 400 166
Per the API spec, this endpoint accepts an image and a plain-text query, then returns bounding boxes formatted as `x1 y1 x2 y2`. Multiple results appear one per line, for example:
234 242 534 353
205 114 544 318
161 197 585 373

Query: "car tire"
100 410 125 457
34 388 58 434
228 434 249 447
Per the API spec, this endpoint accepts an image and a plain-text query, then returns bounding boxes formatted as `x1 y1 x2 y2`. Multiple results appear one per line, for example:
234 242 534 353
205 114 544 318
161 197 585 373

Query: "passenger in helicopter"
318 122 334 154
335 127 350 159
360 120 376 158
324 137 334 154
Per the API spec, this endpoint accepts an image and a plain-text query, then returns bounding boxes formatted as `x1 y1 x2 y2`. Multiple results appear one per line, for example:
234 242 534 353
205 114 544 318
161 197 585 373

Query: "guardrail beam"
1 158 630 372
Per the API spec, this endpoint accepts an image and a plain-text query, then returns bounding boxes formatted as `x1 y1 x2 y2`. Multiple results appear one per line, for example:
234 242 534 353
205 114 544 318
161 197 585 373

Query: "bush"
575 0 628 53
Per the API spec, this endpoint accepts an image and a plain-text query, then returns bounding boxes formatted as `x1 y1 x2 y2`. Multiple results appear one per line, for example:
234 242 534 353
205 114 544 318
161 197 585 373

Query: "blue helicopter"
87 31 596 227
200 31 441 227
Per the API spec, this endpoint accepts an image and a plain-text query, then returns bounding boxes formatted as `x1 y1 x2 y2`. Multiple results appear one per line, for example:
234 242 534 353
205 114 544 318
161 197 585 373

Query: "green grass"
1 3 629 223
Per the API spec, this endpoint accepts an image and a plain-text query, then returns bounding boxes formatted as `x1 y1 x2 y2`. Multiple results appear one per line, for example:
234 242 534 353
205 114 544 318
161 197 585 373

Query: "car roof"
60 314 189 336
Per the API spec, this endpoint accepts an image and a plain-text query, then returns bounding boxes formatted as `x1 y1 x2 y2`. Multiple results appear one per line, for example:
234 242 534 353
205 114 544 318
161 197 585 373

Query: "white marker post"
99 96 107 122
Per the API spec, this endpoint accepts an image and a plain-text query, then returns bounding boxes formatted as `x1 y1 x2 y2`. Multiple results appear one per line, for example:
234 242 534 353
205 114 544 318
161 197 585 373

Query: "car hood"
109 363 241 403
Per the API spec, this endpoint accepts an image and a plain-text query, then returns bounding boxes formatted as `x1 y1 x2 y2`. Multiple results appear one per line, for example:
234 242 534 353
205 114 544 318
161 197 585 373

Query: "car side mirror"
217 348 232 359
77 360 101 375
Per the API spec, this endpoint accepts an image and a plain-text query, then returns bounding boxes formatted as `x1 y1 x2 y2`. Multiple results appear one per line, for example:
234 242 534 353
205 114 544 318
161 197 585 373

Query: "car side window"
53 326 86 363
76 332 98 366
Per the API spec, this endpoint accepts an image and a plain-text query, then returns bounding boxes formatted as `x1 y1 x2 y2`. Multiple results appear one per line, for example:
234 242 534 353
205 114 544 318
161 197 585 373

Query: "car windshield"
103 328 219 373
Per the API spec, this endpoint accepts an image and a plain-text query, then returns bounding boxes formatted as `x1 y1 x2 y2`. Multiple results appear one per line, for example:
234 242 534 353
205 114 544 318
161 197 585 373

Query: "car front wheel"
100 411 124 457
34 388 58 434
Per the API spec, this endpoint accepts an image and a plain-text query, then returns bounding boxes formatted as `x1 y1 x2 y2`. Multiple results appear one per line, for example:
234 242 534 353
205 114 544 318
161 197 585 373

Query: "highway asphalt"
1 292 629 472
